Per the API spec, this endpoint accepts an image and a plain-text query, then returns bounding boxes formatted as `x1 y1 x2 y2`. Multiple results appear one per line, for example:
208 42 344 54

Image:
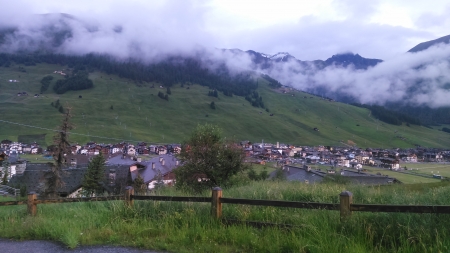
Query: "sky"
1 0 449 60
1 0 450 107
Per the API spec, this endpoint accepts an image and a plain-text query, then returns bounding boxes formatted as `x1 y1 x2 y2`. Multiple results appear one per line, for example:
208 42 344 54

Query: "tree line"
0 53 260 98
352 103 421 126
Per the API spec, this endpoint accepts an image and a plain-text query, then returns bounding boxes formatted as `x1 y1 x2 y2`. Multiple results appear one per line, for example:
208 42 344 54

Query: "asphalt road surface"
0 238 166 253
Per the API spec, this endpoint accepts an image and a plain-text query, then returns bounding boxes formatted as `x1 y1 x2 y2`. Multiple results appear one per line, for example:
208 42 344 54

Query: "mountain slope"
0 62 449 148
408 34 450 53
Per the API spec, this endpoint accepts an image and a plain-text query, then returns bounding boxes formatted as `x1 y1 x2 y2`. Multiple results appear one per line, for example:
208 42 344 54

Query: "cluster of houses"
0 140 181 157
0 140 42 156
242 141 449 170
1 138 450 198
70 142 181 157
0 139 183 197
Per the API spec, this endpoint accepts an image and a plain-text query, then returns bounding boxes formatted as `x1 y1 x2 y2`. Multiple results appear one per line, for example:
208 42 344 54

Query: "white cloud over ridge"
0 0 450 108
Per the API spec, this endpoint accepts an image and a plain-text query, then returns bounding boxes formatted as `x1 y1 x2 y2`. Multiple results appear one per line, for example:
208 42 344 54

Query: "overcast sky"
2 0 449 60
2 0 450 107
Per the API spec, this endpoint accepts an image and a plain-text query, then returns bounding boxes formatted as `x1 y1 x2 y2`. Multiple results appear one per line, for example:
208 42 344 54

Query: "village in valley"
1 138 449 198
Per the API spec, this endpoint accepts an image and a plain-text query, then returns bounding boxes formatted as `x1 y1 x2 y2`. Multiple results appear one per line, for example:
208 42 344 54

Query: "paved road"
0 238 166 253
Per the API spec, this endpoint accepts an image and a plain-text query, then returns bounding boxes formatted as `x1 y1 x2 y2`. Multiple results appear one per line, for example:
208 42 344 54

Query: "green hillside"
1 63 450 148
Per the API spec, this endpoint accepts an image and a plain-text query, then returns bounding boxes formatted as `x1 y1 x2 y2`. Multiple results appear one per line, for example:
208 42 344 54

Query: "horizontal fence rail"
351 204 450 213
220 198 339 210
0 200 27 206
34 196 123 205
2 187 450 224
132 195 211 203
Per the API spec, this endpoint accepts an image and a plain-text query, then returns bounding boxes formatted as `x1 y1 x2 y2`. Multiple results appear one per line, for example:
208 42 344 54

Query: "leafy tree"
210 101 216 109
43 107 73 197
82 153 106 196
175 124 248 193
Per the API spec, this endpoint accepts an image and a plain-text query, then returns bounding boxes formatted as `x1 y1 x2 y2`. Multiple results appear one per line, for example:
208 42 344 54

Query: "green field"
362 166 440 184
1 63 450 148
2 181 450 252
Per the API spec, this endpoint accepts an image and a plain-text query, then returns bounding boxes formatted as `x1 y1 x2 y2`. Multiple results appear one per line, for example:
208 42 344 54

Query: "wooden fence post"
340 191 353 221
27 192 37 216
125 186 134 207
211 187 222 219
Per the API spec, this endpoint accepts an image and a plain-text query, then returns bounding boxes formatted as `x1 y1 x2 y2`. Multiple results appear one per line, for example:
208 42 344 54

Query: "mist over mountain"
1 13 450 115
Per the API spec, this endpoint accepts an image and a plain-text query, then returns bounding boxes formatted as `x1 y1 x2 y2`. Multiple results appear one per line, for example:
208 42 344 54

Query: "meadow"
1 181 450 252
1 63 450 148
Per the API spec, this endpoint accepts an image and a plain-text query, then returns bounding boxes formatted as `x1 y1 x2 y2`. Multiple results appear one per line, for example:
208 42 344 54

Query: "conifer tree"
82 153 106 196
133 174 146 194
43 107 73 197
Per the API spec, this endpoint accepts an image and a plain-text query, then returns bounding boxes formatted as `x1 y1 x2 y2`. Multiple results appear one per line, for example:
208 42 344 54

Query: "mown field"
1 63 450 148
1 181 450 252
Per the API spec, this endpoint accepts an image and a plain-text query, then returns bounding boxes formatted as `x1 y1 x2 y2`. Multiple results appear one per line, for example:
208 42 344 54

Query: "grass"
362 166 440 184
1 63 450 148
1 181 450 252
401 163 450 177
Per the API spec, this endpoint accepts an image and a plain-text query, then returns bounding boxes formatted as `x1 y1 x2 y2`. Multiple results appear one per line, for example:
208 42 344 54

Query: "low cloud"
263 43 450 107
1 3 450 108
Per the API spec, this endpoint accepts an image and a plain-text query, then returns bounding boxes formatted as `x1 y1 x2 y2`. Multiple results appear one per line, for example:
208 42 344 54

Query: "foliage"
442 127 450 134
40 75 54 93
3 182 450 252
53 70 93 94
1 53 258 98
81 153 106 197
209 101 215 110
153 170 165 190
245 90 265 108
352 103 421 125
175 124 248 193
247 167 269 181
208 90 218 97
166 87 171 95
272 169 286 181
43 107 73 197
1 161 10 185
132 174 146 195
261 74 282 88
157 91 168 101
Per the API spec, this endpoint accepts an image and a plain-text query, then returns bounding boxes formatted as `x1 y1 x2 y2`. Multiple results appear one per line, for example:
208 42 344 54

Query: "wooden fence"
1 187 450 222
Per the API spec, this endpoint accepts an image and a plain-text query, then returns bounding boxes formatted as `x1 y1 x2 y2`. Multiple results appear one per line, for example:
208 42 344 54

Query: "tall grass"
1 181 450 252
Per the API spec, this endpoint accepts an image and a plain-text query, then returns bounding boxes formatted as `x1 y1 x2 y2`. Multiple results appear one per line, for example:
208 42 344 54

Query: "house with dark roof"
8 163 131 197
129 154 180 189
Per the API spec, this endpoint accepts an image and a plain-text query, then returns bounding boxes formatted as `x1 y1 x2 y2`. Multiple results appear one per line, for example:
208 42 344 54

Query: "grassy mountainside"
1 63 450 147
